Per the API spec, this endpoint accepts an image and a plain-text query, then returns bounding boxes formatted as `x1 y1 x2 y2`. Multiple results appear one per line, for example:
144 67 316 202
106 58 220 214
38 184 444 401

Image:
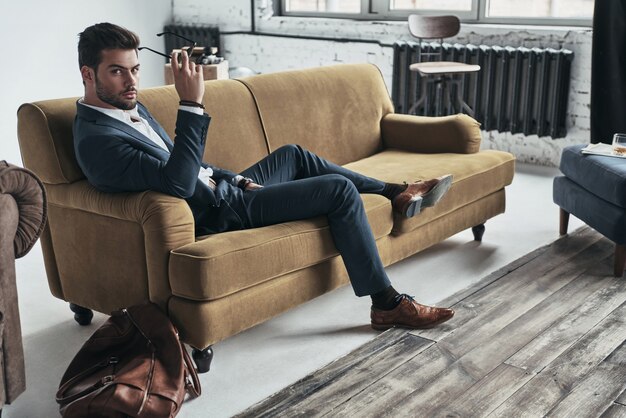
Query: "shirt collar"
79 98 141 123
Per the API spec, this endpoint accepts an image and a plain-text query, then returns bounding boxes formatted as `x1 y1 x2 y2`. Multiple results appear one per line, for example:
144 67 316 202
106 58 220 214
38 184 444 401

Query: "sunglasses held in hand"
138 31 198 61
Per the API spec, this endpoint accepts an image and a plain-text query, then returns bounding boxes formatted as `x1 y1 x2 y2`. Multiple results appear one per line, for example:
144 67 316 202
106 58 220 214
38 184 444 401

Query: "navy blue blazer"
74 102 246 235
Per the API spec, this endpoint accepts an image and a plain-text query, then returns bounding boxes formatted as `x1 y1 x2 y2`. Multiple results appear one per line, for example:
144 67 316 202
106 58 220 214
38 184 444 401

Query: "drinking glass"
612 133 626 156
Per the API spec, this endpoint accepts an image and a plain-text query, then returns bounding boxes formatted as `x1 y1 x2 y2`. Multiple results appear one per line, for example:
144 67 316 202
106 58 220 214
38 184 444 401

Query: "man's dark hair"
78 23 140 70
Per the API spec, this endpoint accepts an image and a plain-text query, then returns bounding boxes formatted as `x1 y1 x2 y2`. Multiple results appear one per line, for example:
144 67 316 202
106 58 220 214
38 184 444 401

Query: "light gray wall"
173 0 593 166
1 0 173 167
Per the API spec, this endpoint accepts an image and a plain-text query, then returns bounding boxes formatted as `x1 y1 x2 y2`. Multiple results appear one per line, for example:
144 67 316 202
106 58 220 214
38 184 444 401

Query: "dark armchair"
0 161 46 409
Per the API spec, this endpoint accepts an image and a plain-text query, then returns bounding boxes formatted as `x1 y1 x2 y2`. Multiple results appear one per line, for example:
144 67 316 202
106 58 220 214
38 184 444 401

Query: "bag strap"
56 357 118 404
127 305 200 398
182 346 201 398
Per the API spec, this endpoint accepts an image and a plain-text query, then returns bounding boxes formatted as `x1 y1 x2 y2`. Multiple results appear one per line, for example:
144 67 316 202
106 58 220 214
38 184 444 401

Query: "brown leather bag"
56 303 200 417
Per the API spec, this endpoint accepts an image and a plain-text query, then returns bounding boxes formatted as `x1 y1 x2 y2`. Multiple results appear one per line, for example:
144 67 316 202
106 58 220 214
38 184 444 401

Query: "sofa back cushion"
17 80 269 185
239 64 394 166
139 81 270 173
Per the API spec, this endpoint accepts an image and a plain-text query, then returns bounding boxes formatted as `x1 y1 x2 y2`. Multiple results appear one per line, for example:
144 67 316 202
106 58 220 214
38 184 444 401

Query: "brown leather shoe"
370 295 455 331
392 174 453 218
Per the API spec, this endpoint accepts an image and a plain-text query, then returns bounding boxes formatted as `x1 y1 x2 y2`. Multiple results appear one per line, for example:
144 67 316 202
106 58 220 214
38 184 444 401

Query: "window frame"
370 0 479 21
280 0 593 26
280 0 368 19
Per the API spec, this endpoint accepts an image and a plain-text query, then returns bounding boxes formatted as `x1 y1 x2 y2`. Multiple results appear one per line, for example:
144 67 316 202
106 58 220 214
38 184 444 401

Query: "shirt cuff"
232 175 244 186
179 105 205 116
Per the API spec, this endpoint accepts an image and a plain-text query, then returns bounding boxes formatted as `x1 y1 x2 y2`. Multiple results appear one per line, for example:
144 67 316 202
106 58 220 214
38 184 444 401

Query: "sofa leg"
615 245 626 277
472 224 486 241
69 303 93 326
559 208 570 235
192 346 214 373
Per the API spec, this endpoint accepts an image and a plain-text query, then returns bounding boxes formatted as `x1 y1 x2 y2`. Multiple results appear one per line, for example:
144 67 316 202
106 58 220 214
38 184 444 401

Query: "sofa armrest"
0 161 47 258
381 113 482 154
46 180 195 310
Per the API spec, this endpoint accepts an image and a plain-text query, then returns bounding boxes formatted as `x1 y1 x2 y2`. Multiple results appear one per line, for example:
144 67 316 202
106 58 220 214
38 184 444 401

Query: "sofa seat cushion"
343 149 515 234
559 144 626 209
169 193 392 301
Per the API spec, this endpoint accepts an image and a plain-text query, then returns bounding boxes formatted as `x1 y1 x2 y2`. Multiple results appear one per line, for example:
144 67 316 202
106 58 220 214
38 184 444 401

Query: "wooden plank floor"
236 227 626 417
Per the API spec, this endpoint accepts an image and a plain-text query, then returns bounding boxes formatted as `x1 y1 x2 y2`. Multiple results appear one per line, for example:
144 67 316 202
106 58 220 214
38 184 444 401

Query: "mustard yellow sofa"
17 63 515 371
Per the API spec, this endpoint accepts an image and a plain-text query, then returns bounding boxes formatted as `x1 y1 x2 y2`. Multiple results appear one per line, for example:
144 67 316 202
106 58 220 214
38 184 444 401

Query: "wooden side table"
164 60 229 85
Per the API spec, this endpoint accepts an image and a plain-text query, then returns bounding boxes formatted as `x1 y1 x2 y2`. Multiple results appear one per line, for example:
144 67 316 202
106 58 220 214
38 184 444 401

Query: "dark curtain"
591 0 626 144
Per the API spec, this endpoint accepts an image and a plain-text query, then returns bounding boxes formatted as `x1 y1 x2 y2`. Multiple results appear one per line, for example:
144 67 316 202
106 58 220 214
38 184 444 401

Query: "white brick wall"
173 0 251 32
173 0 593 166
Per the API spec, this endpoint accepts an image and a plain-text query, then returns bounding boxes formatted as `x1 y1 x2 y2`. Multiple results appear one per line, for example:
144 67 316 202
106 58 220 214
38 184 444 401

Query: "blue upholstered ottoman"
553 144 626 276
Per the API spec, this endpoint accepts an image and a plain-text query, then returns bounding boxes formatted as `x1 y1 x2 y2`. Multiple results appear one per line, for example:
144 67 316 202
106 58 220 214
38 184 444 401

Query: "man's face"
89 48 140 110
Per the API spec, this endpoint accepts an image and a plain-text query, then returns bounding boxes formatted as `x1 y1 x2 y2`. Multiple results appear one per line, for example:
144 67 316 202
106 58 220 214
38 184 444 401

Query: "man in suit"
74 23 455 330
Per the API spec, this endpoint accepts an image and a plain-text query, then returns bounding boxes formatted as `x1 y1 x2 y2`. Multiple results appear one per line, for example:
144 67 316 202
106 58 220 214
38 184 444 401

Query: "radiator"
161 24 221 59
391 41 574 139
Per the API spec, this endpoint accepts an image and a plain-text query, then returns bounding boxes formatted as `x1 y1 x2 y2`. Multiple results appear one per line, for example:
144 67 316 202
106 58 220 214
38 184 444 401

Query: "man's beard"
95 77 136 110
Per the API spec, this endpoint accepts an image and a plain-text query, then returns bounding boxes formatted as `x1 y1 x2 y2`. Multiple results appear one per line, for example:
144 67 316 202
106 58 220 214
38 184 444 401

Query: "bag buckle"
101 375 115 385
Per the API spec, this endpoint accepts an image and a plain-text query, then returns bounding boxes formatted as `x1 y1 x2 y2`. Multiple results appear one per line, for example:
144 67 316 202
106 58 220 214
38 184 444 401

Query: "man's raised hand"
171 49 205 105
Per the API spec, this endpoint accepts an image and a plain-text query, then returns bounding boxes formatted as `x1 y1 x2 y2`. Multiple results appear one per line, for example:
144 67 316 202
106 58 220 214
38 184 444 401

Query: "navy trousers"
238 144 391 296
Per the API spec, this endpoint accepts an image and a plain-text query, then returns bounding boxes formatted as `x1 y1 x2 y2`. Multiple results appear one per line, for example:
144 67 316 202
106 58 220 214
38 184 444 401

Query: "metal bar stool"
407 15 480 117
